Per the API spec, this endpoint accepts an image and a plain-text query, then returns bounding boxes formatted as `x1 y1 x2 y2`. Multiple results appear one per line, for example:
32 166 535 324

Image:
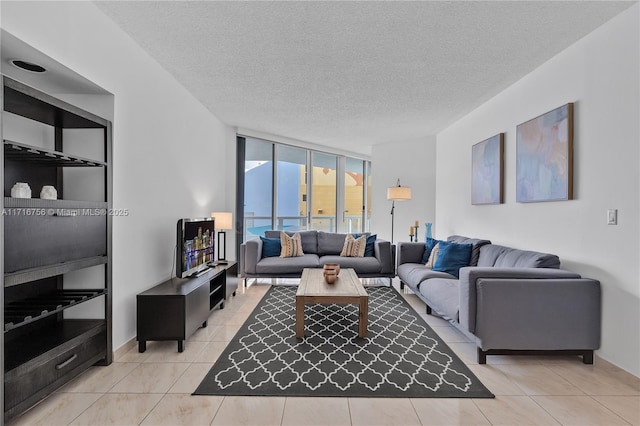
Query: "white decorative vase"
40 185 57 200
11 182 32 198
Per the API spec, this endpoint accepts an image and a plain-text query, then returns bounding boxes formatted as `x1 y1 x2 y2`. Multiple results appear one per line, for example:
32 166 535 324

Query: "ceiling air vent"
9 59 47 73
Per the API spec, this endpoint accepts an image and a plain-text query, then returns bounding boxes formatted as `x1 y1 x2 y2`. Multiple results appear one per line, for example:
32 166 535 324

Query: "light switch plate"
607 209 618 225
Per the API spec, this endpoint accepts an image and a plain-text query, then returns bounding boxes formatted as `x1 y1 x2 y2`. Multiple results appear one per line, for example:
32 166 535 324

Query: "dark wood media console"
136 261 237 352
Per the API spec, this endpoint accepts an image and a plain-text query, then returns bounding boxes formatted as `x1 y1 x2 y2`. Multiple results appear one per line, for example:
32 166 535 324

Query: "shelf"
4 289 107 331
4 256 108 287
4 77 108 129
4 319 105 374
4 140 106 167
4 197 107 210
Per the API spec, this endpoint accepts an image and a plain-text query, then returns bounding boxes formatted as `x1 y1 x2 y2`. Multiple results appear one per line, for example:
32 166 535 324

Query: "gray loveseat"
241 230 395 282
397 235 601 364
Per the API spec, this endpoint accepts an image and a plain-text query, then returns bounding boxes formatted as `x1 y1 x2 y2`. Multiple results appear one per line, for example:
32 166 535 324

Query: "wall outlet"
607 209 618 225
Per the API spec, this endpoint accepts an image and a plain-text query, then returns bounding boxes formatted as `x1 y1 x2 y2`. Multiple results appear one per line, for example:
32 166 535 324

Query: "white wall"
371 137 437 244
436 5 639 376
1 2 236 351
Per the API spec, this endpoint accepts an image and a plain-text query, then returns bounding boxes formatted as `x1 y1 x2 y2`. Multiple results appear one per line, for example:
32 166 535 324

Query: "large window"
276 145 307 232
242 138 273 241
237 136 371 245
311 152 337 232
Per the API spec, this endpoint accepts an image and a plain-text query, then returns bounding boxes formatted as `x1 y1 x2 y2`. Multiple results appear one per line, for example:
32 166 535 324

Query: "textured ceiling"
95 1 635 156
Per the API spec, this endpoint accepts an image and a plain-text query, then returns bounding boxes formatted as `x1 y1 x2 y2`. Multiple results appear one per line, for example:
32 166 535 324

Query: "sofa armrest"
458 267 582 333
397 242 425 266
374 239 394 274
241 238 263 276
473 278 601 351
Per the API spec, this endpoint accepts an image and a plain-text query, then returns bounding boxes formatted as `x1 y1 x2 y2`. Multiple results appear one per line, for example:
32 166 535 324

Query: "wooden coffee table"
295 268 368 338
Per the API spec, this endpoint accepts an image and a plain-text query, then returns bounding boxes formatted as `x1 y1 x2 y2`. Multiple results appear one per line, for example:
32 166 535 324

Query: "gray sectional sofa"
241 230 395 281
397 235 601 364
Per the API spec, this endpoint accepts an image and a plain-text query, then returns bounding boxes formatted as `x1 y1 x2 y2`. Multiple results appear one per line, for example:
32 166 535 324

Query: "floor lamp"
211 212 233 264
387 179 412 244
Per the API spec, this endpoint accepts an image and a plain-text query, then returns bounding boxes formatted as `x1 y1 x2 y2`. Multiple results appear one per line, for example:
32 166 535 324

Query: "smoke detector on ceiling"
9 59 47 73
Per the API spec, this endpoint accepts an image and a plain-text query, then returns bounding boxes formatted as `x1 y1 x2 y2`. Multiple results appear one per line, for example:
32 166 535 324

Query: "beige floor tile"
467 364 526 395
69 393 163 426
168 363 214 393
192 340 229 363
420 313 454 327
144 340 209 363
349 397 421 426
549 363 640 396
236 300 259 313
113 340 137 362
191 324 223 341
474 395 560 425
532 395 630 425
210 324 243 342
495 364 585 396
223 309 253 325
281 397 351 426
593 396 640 425
411 398 490 425
58 362 139 393
432 326 473 343
447 342 479 365
116 342 153 363
140 394 224 425
109 362 190 393
7 392 102 426
211 396 286 425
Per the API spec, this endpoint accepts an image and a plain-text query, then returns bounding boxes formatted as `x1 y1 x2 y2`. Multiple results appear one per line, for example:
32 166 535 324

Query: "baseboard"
113 337 137 361
595 354 640 382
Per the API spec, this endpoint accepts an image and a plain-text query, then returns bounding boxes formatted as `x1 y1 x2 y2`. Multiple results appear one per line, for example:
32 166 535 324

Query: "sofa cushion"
353 233 377 257
259 236 281 258
477 244 560 268
340 234 366 257
320 255 382 274
397 263 455 290
433 241 472 278
265 230 318 254
419 278 460 322
425 243 440 268
447 235 491 266
280 232 304 257
256 254 320 274
420 238 443 264
318 231 349 255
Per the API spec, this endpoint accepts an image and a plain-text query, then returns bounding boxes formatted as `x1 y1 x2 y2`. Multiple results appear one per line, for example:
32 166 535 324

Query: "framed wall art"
471 133 504 205
516 103 573 202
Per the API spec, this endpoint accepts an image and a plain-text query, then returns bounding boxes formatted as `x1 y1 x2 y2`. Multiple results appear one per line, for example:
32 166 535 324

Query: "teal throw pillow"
353 233 377 257
260 236 281 258
420 237 442 264
432 241 472 278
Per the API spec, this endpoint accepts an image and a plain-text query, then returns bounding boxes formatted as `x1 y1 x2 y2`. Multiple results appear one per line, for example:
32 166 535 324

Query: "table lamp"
210 212 233 264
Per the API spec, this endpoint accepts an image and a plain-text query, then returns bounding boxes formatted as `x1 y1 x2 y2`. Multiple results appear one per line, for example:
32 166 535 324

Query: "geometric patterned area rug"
194 285 494 398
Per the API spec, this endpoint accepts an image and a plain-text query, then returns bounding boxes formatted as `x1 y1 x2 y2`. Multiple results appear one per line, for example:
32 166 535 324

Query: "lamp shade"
210 212 233 230
387 186 412 201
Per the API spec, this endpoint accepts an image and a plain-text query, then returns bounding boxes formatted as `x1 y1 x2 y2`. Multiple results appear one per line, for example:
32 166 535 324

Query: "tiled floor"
8 279 640 426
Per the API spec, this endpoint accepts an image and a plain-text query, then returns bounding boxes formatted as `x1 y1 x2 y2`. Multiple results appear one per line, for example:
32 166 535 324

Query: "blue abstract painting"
471 133 504 205
516 104 573 202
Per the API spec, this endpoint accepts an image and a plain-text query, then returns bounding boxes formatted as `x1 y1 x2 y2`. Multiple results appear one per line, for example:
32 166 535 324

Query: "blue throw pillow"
420 238 442 264
352 233 377 257
260 236 281 258
432 241 472 278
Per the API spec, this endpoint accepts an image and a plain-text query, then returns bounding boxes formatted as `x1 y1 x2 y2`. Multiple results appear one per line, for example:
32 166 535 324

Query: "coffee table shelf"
295 268 368 338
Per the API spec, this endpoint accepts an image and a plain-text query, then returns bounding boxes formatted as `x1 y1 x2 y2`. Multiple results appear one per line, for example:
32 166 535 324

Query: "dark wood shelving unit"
2 76 113 421
4 140 107 167
5 289 106 331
